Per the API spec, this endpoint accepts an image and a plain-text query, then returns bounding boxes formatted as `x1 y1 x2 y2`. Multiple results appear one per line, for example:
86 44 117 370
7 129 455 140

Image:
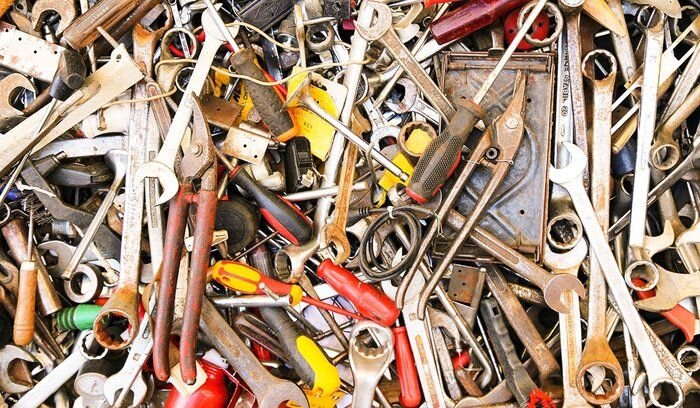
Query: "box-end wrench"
349 321 394 408
578 49 625 405
200 299 309 408
551 142 685 408
134 9 235 205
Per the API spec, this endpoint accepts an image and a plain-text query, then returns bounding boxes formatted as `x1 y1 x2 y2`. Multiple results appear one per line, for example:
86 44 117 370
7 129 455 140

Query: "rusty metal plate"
0 22 63 83
436 51 555 264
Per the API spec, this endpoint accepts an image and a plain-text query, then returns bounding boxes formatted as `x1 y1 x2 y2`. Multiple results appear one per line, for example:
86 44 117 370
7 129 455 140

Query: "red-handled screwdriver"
316 260 400 326
392 325 423 407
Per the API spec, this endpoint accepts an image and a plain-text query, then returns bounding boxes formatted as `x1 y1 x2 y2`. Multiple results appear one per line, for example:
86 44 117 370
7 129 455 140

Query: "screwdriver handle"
429 0 531 44
14 260 37 346
229 48 296 139
407 101 485 202
230 167 312 245
261 307 341 395
211 260 303 304
316 260 400 326
392 326 423 408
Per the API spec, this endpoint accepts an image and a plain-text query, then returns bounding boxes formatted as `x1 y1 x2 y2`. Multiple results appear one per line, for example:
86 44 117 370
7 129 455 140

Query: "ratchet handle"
179 189 218 384
317 260 400 326
229 48 296 139
261 307 341 395
392 326 423 408
230 167 312 245
407 102 484 202
153 186 189 381
633 278 697 342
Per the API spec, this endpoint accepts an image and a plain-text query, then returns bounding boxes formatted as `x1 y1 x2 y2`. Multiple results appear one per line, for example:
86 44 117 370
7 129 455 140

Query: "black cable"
358 205 433 281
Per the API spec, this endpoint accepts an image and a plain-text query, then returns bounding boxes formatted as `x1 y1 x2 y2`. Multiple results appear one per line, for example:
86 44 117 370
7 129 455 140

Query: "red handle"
180 190 218 384
316 260 400 326
452 350 472 370
392 326 423 407
633 278 697 342
429 0 531 44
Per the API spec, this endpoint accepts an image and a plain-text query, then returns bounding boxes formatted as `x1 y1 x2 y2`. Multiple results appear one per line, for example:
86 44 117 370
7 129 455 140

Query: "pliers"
153 94 218 384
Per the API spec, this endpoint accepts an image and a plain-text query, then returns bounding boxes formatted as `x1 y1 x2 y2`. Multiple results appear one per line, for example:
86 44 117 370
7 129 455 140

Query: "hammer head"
549 142 587 186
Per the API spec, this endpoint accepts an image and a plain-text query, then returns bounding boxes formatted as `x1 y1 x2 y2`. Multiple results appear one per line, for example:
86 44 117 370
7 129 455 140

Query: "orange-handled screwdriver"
211 260 365 320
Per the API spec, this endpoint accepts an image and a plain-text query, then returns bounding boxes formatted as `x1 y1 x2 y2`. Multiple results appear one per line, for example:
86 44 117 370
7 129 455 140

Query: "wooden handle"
14 261 37 346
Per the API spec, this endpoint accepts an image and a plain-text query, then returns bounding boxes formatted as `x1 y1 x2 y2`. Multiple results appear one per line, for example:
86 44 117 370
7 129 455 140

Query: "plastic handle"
429 0 531 44
407 103 482 202
633 278 697 342
231 168 312 245
392 326 423 407
211 260 303 304
316 260 400 326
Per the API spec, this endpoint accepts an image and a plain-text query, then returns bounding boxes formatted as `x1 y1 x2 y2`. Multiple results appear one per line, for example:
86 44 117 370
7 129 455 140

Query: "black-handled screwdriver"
406 0 548 202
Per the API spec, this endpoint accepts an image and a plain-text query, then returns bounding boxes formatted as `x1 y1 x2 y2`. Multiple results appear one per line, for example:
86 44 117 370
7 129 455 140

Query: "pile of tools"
0 0 699 406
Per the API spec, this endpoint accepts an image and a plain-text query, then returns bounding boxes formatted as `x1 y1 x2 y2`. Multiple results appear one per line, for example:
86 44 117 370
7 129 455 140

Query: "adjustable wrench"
134 9 235 205
551 142 686 408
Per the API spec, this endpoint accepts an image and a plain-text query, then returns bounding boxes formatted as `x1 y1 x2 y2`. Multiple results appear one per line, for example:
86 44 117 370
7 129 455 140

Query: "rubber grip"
231 169 312 244
407 104 482 202
230 49 296 139
261 307 340 395
392 326 423 407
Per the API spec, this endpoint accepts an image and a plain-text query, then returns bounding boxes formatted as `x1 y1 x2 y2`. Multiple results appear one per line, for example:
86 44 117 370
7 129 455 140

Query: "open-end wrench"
349 320 395 408
551 142 686 408
14 331 108 408
354 1 455 122
318 142 357 264
577 48 625 405
134 9 235 205
0 345 36 394
543 241 591 408
628 13 665 251
200 299 309 408
103 313 153 407
0 73 35 130
635 266 700 312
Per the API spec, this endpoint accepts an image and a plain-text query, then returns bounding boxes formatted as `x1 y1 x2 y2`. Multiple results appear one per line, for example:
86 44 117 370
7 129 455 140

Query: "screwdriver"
249 246 341 397
316 260 400 326
210 260 365 320
0 49 86 209
202 0 297 139
406 0 547 202
14 210 36 346
220 153 313 245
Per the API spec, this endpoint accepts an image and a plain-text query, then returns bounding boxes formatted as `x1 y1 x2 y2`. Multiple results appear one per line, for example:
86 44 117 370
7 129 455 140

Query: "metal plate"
0 22 64 83
437 51 555 263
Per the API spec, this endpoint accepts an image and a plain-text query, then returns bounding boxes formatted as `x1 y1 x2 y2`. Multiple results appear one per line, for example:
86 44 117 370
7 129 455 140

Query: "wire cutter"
153 94 218 384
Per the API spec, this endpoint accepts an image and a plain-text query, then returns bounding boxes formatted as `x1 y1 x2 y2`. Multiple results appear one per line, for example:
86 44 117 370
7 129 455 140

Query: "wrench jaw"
541 270 586 314
549 142 587 185
133 162 180 205
274 239 319 283
318 224 351 265
0 345 37 394
30 0 77 35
